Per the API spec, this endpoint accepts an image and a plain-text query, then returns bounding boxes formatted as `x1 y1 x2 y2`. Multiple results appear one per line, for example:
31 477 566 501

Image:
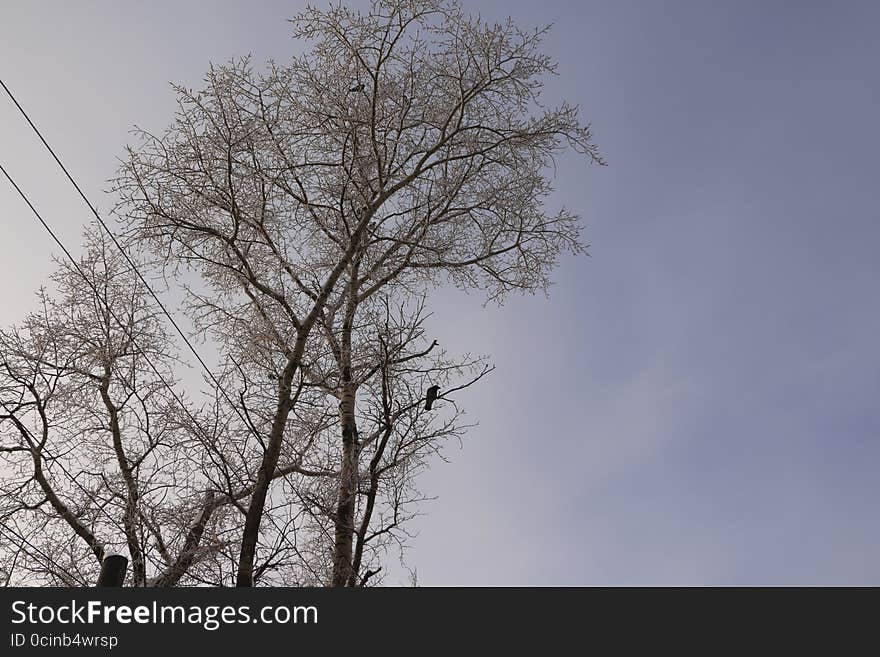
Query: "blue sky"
1 1 878 584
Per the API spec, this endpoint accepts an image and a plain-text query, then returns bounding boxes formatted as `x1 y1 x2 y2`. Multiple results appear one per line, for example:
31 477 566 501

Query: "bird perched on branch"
348 82 365 92
424 385 440 411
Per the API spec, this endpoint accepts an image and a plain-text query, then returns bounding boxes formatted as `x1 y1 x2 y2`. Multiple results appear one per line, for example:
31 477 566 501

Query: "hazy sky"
1 1 878 585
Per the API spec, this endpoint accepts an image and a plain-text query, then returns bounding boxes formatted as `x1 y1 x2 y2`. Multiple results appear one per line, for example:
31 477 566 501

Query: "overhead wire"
0 78 262 443
0 161 206 437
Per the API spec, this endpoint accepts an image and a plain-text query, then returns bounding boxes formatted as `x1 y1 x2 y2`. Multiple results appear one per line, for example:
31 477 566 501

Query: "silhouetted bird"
348 82 365 92
424 385 440 411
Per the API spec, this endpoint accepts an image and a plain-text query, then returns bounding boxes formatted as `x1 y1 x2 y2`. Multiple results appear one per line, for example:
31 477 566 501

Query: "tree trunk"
331 384 358 586
235 357 298 587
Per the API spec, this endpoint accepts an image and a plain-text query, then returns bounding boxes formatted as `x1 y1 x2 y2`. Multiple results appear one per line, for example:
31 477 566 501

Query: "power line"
0 162 207 439
0 78 261 443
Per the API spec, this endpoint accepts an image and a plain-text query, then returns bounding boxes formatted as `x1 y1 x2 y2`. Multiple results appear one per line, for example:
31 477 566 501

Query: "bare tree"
1 0 600 588
113 0 600 587
0 227 204 585
0 227 324 586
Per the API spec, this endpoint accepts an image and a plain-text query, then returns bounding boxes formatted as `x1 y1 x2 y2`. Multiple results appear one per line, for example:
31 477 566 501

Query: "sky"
1 1 878 585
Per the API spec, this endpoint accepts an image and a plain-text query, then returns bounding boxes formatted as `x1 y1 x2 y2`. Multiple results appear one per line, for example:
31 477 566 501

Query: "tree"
1 0 600 587
0 227 207 585
114 0 601 587
0 227 335 586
